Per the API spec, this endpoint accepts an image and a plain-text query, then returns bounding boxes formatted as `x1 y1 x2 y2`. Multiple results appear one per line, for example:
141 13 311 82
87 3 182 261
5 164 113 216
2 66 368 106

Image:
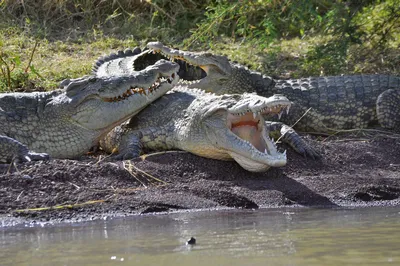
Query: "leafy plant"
0 40 40 91
0 0 399 91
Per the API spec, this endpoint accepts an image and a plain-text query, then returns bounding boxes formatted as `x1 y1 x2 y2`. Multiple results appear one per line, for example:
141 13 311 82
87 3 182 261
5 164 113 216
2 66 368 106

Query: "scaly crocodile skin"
101 86 291 172
0 60 179 163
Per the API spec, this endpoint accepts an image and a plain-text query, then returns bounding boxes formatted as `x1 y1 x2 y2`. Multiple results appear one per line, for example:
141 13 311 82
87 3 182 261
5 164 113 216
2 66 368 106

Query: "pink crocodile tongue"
231 124 264 152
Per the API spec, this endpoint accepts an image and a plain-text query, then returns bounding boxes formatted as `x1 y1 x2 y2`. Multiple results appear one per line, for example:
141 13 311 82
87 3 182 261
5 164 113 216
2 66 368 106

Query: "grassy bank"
0 0 399 92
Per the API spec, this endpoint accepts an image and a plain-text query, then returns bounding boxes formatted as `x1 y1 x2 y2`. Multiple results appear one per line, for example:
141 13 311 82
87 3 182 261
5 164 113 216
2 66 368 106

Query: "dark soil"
1 134 400 227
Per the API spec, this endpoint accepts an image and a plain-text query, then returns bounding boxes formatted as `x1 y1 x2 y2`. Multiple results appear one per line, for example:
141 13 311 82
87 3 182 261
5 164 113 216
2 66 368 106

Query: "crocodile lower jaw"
224 106 288 172
229 151 286 172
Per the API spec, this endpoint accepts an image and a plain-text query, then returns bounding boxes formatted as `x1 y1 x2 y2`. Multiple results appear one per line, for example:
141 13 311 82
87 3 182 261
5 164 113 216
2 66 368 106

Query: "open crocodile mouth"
228 105 286 154
146 48 207 83
224 103 290 171
103 73 176 102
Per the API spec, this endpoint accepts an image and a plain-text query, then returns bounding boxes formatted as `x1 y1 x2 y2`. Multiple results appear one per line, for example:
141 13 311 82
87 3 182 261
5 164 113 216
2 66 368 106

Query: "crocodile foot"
266 121 321 159
102 128 143 161
291 140 321 160
0 135 50 163
24 152 50 162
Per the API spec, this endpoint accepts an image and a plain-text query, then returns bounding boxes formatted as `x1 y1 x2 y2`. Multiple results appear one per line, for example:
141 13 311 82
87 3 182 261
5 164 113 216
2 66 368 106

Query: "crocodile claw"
298 145 321 160
285 136 321 160
109 149 141 161
20 151 50 162
1 135 50 163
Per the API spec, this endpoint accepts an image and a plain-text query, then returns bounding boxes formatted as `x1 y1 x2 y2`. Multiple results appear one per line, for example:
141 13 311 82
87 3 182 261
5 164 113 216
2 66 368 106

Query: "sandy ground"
1 134 400 227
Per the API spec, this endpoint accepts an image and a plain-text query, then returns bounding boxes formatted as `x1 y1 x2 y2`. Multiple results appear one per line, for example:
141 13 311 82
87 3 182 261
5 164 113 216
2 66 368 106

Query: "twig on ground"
104 194 116 201
14 200 106 212
140 150 187 160
16 191 23 201
321 128 400 142
123 161 147 187
7 158 18 174
123 160 168 186
74 193 81 205
94 153 114 165
68 181 81 190
329 138 370 143
89 186 154 194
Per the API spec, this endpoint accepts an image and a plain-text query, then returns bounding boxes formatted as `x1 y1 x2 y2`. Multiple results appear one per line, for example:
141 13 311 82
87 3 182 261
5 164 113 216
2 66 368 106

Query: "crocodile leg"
0 135 49 163
100 125 136 159
377 89 400 132
265 122 320 159
102 123 177 160
116 130 144 160
100 125 144 160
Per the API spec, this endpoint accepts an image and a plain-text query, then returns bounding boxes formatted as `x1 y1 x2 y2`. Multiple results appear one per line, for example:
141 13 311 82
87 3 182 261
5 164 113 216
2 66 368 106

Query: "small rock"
186 237 196 245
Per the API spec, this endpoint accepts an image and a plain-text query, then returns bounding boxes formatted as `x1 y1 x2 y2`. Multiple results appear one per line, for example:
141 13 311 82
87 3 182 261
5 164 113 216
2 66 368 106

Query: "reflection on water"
1 207 399 265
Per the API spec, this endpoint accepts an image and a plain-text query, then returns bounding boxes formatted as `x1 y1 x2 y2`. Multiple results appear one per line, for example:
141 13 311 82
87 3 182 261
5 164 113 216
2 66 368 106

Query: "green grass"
0 0 399 92
0 29 142 91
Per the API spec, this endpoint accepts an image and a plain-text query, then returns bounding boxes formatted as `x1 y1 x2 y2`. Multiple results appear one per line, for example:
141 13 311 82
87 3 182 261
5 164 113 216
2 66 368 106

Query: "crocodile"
93 45 319 158
101 86 291 172
0 59 179 163
147 42 400 133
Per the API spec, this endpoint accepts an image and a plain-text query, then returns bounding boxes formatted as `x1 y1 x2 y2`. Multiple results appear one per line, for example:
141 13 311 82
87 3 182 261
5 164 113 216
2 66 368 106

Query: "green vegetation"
0 0 399 92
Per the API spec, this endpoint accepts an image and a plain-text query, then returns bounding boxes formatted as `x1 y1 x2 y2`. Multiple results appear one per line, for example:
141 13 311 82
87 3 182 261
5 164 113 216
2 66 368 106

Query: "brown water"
1 207 399 265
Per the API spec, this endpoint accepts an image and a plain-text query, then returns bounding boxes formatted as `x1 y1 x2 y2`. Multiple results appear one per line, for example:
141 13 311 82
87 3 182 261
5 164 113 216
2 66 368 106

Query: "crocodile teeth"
286 105 290 114
253 112 257 119
278 111 283 119
104 74 174 102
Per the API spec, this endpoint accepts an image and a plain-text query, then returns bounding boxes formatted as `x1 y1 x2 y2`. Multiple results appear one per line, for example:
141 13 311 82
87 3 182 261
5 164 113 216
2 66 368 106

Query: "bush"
0 0 398 90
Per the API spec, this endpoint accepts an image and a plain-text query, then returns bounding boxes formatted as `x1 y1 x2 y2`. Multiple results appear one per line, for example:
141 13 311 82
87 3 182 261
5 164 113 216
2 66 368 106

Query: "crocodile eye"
233 95 241 100
217 78 229 85
226 102 236 108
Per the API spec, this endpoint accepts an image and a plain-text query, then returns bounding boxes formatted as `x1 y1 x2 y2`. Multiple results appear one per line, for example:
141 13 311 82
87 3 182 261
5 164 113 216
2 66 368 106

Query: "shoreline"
1 135 400 227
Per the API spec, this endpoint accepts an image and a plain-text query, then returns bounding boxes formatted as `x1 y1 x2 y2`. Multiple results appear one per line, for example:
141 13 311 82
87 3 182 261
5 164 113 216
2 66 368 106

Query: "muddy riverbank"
1 134 400 227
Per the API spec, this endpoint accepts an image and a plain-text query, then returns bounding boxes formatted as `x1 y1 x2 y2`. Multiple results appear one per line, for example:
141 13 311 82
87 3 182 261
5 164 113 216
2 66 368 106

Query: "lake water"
1 207 399 265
